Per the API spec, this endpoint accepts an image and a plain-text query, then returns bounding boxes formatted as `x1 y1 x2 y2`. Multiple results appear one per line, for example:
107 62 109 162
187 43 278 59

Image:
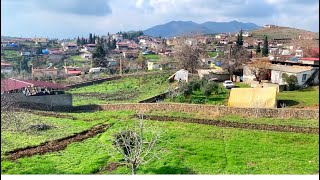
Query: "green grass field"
3 50 21 59
71 55 86 61
68 74 172 106
1 112 107 156
1 110 318 174
144 54 160 60
277 86 319 108
208 51 218 58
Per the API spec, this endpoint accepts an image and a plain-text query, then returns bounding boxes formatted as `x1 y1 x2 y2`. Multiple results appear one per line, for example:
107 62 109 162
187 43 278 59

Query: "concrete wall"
228 87 278 108
1 93 72 107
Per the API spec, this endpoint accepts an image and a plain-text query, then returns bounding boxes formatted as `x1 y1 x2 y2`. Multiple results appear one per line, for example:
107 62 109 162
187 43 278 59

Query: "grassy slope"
1 113 106 156
1 111 318 174
68 74 171 105
277 86 319 107
3 50 20 59
147 111 319 128
250 27 318 40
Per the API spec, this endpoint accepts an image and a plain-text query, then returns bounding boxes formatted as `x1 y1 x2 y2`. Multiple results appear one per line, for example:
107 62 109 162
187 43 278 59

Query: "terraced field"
1 110 318 175
67 73 173 106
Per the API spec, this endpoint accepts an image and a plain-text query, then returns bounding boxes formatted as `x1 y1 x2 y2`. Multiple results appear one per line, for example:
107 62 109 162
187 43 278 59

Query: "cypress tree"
262 36 269 57
76 36 80 45
89 33 93 44
236 29 243 46
256 42 261 53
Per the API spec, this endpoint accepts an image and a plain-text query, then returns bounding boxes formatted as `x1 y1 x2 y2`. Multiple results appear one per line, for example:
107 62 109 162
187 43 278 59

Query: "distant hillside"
250 26 319 40
143 20 261 38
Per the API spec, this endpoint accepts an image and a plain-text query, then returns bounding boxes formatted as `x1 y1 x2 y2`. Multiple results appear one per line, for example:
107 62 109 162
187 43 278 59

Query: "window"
208 61 211 65
302 74 308 82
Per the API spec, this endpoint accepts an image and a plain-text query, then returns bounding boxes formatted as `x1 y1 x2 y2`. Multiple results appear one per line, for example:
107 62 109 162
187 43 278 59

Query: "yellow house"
228 87 277 108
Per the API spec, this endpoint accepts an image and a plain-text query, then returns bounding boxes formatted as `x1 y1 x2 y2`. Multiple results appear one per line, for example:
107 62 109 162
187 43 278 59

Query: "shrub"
179 82 193 96
191 97 206 104
175 94 186 103
282 73 298 91
203 84 213 97
215 84 227 94
189 80 201 91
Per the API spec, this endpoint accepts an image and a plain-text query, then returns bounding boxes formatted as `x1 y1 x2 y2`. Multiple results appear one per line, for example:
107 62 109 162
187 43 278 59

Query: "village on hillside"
1 24 319 175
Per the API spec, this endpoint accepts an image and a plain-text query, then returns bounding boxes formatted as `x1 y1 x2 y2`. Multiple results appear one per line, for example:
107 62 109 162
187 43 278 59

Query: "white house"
168 69 189 83
80 52 92 59
83 44 96 52
270 65 319 86
147 61 162 71
89 67 108 73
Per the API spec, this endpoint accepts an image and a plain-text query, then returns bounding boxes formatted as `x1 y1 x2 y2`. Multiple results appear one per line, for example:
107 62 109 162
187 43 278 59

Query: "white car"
223 80 235 89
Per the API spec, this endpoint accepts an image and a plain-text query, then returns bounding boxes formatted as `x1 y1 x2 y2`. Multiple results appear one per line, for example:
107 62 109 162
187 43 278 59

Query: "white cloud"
1 0 319 38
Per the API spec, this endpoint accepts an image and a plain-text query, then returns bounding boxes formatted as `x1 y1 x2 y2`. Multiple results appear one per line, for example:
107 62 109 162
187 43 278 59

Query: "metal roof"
1 78 66 93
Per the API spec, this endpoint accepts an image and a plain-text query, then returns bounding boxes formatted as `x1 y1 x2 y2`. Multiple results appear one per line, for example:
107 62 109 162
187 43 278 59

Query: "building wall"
243 66 256 83
271 69 318 86
147 62 161 71
1 93 72 107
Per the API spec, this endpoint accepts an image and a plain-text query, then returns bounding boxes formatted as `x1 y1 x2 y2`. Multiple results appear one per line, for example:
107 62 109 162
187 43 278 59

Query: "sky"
1 0 319 39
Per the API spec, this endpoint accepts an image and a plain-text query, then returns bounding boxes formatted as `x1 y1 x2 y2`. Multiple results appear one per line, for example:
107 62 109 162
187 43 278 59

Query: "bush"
189 80 201 91
175 94 186 103
179 82 193 96
203 82 218 97
215 84 227 94
191 97 206 104
282 73 298 91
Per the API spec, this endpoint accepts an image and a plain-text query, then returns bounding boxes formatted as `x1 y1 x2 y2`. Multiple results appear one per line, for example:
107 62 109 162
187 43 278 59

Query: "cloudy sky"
1 0 319 39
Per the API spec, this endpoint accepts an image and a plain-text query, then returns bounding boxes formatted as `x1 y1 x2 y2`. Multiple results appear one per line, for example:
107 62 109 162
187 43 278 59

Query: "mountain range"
143 20 261 38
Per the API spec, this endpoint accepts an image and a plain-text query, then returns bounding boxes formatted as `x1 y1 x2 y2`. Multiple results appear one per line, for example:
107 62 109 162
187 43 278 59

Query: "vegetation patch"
5 124 110 161
135 114 319 134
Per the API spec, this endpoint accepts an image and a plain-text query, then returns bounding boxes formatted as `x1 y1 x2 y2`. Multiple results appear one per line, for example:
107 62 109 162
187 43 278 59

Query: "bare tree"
219 45 250 81
174 43 204 74
111 115 164 175
249 58 271 83
136 53 147 70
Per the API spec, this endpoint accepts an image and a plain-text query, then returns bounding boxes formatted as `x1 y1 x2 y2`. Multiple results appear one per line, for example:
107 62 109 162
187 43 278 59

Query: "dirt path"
139 115 319 134
5 124 111 161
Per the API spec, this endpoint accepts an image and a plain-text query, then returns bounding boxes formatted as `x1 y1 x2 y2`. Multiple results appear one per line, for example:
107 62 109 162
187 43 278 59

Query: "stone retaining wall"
69 103 319 120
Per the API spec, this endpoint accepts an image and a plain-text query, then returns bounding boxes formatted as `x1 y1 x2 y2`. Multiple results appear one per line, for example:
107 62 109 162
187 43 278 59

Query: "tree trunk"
132 164 137 175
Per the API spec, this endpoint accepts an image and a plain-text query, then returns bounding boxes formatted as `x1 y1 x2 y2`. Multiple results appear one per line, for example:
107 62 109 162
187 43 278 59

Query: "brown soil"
5 124 111 161
73 91 139 101
138 115 319 134
96 162 125 174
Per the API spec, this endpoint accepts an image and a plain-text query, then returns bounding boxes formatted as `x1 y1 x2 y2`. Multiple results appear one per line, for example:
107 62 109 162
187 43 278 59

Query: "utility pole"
119 56 122 75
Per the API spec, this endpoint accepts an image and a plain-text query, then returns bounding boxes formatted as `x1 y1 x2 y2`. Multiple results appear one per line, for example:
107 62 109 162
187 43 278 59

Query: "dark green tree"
112 39 117 49
76 36 81 45
89 33 93 44
262 36 269 57
256 42 261 53
92 43 108 67
107 38 111 49
93 34 96 44
236 29 243 46
81 37 85 45
36 47 43 55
